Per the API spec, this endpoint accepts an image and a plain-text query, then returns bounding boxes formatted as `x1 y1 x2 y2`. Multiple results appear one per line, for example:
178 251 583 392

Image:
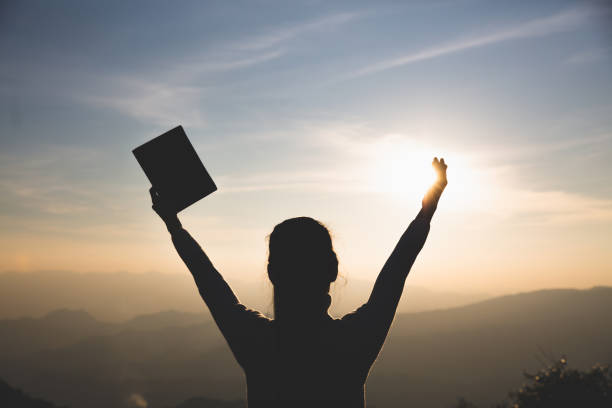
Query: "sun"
366 135 483 210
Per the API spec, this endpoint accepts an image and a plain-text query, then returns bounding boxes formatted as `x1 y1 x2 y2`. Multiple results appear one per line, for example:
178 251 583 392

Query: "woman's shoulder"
234 304 274 328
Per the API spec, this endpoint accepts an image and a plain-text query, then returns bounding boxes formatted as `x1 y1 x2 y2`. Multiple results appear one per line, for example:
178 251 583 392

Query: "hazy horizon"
2 0 612 296
1 269 610 324
0 269 493 321
1 267 608 297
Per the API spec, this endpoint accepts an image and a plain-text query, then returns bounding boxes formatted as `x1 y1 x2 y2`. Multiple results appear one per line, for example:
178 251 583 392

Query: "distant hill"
0 271 208 322
0 287 610 408
0 378 65 408
0 310 232 408
368 286 612 407
0 309 208 360
0 270 488 321
0 309 114 359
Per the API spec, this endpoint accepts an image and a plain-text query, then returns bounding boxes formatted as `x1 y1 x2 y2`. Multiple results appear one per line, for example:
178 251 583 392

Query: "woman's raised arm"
149 188 269 367
149 188 239 317
351 158 448 346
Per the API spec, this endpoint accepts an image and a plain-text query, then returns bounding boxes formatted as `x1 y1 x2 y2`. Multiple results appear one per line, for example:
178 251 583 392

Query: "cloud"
173 49 285 78
84 77 208 128
214 119 612 225
217 169 361 194
82 11 361 126
81 48 286 128
346 7 595 79
0 147 103 214
473 132 612 163
0 146 136 226
486 188 612 226
233 12 361 51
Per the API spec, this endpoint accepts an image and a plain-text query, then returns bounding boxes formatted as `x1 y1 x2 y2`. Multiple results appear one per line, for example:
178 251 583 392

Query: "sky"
1 0 611 295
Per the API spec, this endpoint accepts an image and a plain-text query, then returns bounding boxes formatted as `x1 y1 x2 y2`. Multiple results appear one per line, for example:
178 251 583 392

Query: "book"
133 126 217 213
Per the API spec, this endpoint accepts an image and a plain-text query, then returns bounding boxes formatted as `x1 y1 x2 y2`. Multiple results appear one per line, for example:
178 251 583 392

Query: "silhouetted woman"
150 158 448 408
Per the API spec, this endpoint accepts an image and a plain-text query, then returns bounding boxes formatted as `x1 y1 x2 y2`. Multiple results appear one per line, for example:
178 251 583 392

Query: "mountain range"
1 286 610 407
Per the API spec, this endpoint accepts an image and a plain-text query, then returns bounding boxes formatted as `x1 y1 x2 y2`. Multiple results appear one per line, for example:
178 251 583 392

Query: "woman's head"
267 217 338 318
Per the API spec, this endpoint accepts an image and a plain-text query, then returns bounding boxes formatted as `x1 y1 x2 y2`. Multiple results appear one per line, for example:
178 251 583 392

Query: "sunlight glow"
366 135 485 210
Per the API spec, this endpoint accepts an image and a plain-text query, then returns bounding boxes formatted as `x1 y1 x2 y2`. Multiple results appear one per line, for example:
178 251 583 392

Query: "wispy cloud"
234 12 361 51
82 48 286 128
211 118 612 225
163 11 361 78
473 132 612 164
83 12 361 126
84 78 208 128
173 49 285 78
217 169 362 194
487 188 612 226
346 7 595 79
0 146 123 218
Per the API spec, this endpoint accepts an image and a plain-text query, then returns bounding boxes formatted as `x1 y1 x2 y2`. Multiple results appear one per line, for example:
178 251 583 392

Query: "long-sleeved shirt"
170 209 432 408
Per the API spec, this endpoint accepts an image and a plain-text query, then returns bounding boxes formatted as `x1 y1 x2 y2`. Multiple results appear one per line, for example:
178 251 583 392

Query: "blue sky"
1 0 611 293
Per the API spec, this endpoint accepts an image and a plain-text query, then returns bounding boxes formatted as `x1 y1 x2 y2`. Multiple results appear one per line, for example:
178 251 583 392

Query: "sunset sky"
1 0 611 295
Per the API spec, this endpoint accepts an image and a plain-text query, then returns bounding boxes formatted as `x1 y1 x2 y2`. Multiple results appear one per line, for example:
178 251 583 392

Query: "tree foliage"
456 357 612 408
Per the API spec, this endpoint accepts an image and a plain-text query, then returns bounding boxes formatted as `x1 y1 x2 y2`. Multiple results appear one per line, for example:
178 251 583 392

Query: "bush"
510 357 611 408
455 357 612 408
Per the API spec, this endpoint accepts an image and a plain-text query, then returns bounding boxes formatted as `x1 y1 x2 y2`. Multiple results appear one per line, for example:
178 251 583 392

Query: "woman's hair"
267 217 338 320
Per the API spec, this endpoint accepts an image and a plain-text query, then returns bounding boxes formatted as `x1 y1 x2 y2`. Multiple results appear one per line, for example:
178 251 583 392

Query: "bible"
133 125 217 213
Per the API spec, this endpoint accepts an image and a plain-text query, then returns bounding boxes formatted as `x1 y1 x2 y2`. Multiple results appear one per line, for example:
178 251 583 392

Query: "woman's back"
221 304 390 408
